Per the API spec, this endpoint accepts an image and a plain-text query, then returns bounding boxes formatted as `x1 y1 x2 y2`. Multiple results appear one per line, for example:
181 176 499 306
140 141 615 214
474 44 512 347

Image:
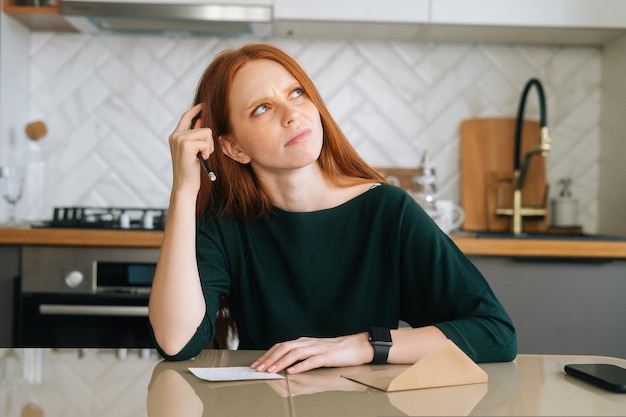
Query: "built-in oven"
15 245 160 348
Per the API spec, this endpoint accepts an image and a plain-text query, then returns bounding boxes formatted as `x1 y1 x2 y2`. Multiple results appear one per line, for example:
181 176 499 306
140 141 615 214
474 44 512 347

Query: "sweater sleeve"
150 314 213 361
397 195 517 362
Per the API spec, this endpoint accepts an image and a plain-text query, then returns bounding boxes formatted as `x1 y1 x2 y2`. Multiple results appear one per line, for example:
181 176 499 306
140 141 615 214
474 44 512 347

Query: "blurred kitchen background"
2 0 626 235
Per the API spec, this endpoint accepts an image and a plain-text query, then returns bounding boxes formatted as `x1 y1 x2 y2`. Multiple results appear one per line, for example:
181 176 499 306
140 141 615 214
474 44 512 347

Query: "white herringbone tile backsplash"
10 34 603 232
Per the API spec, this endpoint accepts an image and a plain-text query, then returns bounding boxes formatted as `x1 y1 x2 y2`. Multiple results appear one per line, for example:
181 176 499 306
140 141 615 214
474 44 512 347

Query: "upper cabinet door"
431 0 626 28
274 0 429 23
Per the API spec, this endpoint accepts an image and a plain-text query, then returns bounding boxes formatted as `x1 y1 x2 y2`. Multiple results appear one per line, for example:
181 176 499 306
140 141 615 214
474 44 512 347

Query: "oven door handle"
39 304 148 317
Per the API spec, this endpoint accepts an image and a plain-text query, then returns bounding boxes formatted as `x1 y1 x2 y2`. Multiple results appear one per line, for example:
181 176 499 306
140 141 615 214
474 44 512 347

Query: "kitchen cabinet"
431 0 626 28
2 0 77 31
425 0 626 45
274 0 626 29
273 0 625 44
472 256 626 358
3 0 626 44
274 0 429 23
273 0 429 39
0 246 19 346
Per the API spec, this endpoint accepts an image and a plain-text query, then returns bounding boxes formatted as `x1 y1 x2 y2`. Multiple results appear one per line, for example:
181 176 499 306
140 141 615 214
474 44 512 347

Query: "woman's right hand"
168 103 215 196
150 104 212 356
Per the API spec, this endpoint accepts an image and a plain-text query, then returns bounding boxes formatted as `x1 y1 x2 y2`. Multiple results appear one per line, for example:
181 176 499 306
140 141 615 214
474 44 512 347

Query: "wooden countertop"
451 235 626 259
0 228 163 248
1 228 626 259
3 349 626 417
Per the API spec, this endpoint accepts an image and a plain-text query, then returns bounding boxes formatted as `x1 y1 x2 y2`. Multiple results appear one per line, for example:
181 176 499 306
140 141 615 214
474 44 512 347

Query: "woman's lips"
285 127 312 146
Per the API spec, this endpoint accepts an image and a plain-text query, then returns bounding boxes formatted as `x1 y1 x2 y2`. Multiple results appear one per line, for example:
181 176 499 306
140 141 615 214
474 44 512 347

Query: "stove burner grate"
34 207 167 230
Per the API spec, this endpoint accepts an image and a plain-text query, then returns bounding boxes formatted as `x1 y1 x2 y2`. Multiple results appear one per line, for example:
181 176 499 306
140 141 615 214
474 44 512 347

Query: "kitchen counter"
2 227 626 258
451 234 626 259
1 348 625 417
0 227 163 247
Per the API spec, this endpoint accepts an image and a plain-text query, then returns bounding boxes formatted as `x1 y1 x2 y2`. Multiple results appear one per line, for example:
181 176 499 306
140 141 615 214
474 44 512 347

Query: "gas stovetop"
33 207 167 230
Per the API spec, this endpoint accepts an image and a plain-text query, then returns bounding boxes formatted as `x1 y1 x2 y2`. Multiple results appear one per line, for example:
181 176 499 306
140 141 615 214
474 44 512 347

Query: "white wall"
0 29 605 233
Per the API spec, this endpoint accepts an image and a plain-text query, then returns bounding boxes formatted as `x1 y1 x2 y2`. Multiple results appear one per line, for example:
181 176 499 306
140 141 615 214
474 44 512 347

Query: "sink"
452 230 626 241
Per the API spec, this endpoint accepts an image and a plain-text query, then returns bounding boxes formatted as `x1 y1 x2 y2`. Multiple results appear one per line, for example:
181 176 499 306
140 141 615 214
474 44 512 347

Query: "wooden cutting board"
460 118 549 233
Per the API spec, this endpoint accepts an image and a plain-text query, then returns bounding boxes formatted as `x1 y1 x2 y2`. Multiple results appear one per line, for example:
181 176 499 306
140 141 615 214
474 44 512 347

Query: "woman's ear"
219 136 250 164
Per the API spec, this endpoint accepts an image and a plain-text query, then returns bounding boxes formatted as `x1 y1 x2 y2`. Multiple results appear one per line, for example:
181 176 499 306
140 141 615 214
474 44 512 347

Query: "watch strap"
369 327 392 364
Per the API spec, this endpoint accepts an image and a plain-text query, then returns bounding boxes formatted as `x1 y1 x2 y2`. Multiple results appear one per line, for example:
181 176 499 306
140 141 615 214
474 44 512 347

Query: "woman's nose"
280 103 298 126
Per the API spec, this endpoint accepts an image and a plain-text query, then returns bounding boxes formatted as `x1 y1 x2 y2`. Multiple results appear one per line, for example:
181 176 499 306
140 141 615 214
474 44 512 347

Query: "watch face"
370 327 392 343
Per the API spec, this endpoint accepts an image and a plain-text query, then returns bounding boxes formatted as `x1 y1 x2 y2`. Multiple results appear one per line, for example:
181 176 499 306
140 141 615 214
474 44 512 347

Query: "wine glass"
1 165 26 227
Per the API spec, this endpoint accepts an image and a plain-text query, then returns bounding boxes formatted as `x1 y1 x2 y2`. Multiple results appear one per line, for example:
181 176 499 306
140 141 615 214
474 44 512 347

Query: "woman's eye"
290 88 304 99
252 104 269 116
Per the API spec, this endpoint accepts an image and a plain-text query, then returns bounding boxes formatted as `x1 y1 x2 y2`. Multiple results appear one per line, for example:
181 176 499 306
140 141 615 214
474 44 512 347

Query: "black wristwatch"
368 327 392 364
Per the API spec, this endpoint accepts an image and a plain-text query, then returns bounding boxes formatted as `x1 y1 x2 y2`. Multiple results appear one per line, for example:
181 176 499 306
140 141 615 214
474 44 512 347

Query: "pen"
197 152 217 182
190 113 216 181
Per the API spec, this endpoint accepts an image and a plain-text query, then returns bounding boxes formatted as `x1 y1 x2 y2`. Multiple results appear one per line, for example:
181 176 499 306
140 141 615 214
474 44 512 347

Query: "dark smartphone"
564 363 626 393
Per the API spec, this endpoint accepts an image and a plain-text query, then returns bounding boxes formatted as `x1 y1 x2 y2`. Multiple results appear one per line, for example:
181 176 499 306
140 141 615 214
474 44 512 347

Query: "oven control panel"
21 246 160 294
64 270 84 288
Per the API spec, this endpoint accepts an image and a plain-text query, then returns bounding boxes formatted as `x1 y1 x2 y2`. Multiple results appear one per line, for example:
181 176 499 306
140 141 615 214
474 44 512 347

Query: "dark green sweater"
155 184 517 362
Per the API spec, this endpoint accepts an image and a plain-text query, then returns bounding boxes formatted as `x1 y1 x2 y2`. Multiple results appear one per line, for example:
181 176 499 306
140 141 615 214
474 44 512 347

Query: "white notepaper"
188 366 285 381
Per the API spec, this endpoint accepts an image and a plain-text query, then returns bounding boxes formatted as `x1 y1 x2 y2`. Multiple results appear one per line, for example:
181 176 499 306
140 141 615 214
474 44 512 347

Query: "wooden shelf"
2 0 78 32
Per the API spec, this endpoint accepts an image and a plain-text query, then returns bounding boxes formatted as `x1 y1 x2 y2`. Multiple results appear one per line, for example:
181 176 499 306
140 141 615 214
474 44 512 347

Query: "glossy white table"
1 348 625 416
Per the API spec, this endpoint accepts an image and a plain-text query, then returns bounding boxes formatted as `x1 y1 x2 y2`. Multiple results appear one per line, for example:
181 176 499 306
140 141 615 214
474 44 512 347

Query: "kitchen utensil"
374 167 419 191
25 120 47 141
460 117 548 233
435 200 465 234
551 177 578 227
412 150 439 217
1 165 26 227
24 120 48 222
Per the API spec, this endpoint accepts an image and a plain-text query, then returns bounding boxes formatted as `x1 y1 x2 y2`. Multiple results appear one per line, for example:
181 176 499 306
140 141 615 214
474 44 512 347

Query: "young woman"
148 43 517 375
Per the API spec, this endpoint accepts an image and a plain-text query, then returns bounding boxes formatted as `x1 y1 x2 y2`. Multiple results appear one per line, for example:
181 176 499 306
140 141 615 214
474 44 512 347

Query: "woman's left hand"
250 333 374 375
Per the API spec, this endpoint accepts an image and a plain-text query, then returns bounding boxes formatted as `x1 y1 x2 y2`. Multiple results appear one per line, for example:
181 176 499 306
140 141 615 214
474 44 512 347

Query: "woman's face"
223 59 324 178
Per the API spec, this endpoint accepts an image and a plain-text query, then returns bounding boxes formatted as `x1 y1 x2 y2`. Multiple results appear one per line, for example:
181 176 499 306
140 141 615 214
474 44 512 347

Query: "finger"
258 340 321 374
169 131 213 163
277 344 340 374
251 340 303 372
169 118 214 155
168 129 214 187
190 111 203 130
285 355 326 374
195 134 215 161
251 342 288 371
174 103 204 132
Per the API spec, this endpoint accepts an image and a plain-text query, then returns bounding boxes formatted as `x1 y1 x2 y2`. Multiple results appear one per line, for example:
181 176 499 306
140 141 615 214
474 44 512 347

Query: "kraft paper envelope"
342 339 488 392
387 381 488 415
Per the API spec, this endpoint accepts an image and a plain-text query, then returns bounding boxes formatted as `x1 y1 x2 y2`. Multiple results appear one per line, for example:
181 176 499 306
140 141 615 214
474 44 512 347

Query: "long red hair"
194 43 386 220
